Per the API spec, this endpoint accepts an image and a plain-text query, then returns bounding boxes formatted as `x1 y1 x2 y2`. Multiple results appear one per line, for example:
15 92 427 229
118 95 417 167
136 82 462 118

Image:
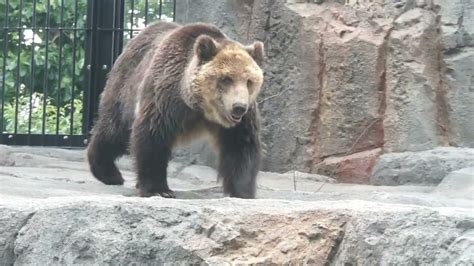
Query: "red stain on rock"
316 148 382 184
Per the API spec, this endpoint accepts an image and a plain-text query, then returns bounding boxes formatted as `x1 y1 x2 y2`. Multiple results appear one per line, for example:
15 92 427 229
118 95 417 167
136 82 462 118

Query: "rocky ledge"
0 145 473 264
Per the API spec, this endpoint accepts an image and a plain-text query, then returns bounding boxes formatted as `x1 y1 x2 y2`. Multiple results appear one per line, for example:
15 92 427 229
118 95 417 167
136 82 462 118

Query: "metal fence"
0 0 175 147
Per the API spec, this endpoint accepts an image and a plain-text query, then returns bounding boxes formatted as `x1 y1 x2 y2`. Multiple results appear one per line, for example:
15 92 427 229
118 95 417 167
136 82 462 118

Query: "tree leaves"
1 0 174 135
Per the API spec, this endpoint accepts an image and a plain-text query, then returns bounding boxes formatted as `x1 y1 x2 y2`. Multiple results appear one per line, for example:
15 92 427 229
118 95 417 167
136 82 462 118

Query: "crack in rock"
1 212 36 266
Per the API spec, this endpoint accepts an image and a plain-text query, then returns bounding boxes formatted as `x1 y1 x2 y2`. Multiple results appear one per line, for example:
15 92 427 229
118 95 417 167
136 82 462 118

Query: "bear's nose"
231 103 248 118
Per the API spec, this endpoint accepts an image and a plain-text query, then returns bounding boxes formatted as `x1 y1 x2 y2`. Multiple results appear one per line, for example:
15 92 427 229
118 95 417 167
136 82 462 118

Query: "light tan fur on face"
192 43 263 128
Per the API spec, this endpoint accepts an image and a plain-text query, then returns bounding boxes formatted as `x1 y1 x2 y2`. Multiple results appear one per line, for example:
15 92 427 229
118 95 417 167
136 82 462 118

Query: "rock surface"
316 148 382 184
0 145 15 166
175 0 474 181
370 147 474 185
384 7 446 152
436 0 474 147
4 197 473 265
435 167 474 199
1 146 473 264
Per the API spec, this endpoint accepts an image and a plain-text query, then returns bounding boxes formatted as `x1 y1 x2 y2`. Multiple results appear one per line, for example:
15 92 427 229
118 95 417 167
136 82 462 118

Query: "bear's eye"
221 76 233 86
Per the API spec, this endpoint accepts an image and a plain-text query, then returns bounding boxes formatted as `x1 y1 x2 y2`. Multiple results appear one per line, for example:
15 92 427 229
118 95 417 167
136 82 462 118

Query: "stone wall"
174 0 473 183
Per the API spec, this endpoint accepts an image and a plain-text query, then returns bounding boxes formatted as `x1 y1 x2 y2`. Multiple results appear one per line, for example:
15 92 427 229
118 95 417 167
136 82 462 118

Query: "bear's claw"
139 189 176 198
158 191 176 198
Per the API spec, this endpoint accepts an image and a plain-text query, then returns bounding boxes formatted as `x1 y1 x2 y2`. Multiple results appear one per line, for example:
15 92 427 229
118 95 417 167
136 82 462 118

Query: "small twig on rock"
258 88 291 104
316 181 326 192
347 118 381 157
293 169 296 191
313 117 381 193
328 117 381 178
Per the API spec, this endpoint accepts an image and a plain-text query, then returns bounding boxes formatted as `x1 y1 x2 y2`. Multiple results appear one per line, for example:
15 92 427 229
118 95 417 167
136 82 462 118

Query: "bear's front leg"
130 108 175 198
217 108 261 199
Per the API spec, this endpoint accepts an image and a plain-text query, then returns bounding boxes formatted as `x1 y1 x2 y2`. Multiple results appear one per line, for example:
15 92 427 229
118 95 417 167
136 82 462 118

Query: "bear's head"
184 35 264 128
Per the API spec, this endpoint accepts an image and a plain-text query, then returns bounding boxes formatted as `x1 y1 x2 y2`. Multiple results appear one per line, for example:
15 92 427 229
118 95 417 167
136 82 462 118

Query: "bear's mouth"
230 114 242 122
225 113 242 124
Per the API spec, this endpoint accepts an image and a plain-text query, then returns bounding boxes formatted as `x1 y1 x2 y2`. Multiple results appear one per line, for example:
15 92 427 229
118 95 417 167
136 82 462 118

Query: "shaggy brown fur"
87 21 264 199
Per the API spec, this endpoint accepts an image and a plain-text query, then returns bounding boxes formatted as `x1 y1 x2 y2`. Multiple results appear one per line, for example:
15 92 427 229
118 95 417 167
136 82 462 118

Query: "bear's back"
101 22 230 125
108 21 181 90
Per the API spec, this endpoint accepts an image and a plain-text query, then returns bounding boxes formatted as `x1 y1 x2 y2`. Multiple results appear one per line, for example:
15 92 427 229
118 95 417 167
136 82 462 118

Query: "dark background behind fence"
0 0 175 147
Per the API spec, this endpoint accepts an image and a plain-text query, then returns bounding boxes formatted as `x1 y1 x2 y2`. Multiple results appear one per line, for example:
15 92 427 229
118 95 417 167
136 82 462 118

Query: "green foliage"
3 91 83 134
123 0 175 42
0 0 87 134
0 0 174 135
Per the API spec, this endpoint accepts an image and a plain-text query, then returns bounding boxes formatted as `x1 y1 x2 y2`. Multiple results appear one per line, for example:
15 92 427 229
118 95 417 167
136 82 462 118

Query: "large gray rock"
444 48 474 148
370 147 474 185
383 8 446 152
2 197 473 265
334 205 474 265
435 0 474 149
297 3 387 161
1 146 473 264
435 167 474 199
0 207 33 264
0 145 15 166
435 0 474 50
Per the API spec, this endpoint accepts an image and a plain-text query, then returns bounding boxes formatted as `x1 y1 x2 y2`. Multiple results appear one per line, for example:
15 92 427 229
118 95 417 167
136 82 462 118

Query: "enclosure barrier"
0 0 176 147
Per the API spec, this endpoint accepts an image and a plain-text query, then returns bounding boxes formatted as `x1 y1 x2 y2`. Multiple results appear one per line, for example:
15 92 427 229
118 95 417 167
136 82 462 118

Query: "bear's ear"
246 41 264 67
194 35 219 62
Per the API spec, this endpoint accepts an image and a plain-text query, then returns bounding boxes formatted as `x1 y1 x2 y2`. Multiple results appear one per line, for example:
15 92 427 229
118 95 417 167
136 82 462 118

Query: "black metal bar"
0 0 9 136
41 0 51 143
173 0 176 21
13 0 24 143
111 0 117 67
85 0 122 143
90 0 101 136
113 0 125 62
82 0 115 146
83 0 96 141
159 0 162 20
69 0 80 139
145 0 149 25
130 0 134 38
27 0 38 142
55 0 65 145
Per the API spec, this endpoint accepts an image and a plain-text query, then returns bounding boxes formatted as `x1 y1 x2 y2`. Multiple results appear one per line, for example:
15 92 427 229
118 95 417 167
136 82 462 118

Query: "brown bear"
86 21 265 199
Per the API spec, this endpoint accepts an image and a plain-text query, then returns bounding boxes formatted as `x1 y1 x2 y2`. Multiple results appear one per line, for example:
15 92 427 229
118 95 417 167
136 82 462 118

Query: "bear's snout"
231 103 248 120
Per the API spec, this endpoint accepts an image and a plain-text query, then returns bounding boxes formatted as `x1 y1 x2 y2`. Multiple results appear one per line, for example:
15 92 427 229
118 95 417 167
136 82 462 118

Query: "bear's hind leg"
87 126 128 185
